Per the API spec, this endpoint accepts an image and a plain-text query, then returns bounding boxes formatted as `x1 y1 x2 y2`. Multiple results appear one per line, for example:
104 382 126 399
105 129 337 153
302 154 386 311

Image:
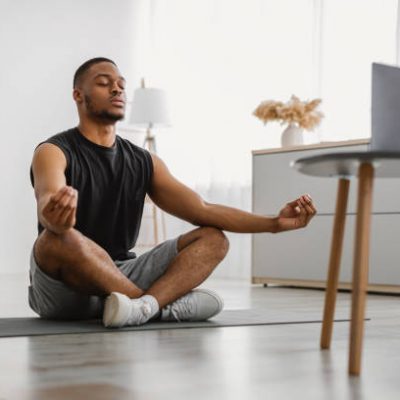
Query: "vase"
280 123 304 147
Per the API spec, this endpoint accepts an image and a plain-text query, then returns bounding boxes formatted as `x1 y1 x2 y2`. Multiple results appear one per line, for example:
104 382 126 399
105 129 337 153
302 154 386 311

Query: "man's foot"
160 288 224 322
103 292 157 328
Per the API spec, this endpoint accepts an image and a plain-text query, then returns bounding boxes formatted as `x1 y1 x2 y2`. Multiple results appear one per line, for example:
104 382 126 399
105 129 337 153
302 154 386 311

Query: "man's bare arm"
31 143 78 234
148 154 316 233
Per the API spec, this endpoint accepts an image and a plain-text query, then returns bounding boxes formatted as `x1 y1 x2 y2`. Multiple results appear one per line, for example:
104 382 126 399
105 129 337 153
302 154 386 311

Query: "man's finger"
303 196 317 215
59 205 76 227
63 206 77 228
299 196 314 215
45 190 65 210
51 191 74 213
289 194 311 206
46 187 71 211
300 197 316 225
55 187 77 206
48 191 76 221
53 192 77 226
304 195 317 212
51 186 70 202
297 200 309 225
59 191 76 211
286 199 301 207
305 194 313 202
309 201 317 215
297 200 307 215
55 191 72 206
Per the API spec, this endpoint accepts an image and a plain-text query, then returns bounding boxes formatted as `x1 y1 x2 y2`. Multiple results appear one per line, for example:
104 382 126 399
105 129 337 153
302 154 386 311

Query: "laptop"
370 62 400 152
293 62 400 177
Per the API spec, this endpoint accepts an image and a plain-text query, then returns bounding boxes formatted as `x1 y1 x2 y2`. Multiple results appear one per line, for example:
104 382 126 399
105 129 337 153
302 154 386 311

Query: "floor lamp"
129 78 171 246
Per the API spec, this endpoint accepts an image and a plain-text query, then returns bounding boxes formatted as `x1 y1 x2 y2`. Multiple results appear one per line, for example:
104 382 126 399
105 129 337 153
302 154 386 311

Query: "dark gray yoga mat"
0 309 362 338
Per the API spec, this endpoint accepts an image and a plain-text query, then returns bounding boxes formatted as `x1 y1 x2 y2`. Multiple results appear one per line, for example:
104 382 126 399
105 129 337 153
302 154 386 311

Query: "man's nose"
111 82 122 95
111 87 121 95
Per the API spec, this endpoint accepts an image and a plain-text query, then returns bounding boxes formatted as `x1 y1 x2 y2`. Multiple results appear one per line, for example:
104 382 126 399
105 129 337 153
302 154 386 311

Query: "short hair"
73 57 117 88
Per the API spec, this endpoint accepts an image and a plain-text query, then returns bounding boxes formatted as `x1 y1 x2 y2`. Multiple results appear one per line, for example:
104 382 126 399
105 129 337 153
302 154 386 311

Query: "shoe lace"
127 300 152 325
169 296 194 322
141 301 152 317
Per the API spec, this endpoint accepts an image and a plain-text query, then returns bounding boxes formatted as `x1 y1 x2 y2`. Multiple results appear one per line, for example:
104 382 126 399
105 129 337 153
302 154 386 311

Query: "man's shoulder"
35 127 77 150
45 127 78 144
32 128 78 170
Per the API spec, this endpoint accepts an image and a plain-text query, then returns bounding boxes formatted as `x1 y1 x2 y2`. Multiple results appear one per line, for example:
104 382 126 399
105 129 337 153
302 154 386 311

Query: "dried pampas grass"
253 95 324 130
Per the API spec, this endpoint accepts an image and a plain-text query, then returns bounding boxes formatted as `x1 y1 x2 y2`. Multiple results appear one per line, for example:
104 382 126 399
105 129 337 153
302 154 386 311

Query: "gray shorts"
28 237 180 320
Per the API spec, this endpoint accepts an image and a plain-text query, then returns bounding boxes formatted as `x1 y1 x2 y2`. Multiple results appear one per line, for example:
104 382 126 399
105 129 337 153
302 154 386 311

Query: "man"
29 57 317 328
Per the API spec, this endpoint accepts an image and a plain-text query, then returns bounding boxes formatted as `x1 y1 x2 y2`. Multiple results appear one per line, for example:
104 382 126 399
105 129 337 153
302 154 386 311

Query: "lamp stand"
143 126 157 153
140 124 166 247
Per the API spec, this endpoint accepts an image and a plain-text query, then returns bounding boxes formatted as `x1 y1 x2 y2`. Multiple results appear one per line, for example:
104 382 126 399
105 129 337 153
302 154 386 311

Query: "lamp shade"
129 88 171 127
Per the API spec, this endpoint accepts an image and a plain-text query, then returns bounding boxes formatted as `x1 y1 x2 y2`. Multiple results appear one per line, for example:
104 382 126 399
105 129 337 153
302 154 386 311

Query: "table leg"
320 178 350 349
349 163 374 376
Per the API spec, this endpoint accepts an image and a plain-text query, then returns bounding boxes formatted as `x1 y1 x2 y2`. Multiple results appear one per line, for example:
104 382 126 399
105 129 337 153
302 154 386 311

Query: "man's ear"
73 88 83 104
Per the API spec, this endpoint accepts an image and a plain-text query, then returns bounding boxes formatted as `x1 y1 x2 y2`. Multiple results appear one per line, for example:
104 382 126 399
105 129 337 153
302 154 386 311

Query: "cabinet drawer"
252 215 348 281
252 213 400 285
369 214 400 284
253 144 400 214
253 145 366 215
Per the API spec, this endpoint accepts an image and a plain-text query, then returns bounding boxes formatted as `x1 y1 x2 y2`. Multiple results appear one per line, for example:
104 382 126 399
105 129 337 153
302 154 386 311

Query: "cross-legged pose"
29 57 317 328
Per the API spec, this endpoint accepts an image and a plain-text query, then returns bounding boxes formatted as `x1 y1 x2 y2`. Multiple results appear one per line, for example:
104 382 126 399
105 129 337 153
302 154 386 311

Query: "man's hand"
41 186 78 234
274 194 317 233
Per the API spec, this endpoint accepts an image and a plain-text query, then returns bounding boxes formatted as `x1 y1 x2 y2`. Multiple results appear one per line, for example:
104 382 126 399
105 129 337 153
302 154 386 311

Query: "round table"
292 151 400 375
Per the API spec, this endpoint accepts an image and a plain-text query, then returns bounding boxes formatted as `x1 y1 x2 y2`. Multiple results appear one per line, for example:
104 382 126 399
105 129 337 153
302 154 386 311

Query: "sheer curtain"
134 0 397 279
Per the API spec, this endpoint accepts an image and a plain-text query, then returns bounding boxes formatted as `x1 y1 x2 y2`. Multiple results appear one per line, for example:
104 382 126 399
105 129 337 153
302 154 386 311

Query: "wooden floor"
1 274 400 400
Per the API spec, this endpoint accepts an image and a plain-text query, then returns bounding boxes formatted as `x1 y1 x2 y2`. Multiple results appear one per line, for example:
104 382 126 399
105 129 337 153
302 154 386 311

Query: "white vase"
280 123 304 147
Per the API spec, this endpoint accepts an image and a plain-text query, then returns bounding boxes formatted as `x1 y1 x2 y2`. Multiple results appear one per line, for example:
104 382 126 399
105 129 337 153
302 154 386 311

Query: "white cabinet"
252 140 400 293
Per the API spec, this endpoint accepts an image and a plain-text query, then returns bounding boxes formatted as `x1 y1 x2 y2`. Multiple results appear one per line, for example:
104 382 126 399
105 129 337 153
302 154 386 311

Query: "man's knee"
199 226 229 259
36 228 83 254
177 226 229 259
34 228 87 273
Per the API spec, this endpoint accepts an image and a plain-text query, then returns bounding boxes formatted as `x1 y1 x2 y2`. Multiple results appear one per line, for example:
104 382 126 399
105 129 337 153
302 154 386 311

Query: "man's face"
74 62 127 122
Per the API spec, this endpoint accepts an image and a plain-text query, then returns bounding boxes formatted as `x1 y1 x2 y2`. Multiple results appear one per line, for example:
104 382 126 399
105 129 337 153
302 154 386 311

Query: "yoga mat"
0 309 365 338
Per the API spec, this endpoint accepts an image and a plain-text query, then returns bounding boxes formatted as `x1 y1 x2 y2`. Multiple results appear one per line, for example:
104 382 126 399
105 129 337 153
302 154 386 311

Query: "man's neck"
77 120 116 148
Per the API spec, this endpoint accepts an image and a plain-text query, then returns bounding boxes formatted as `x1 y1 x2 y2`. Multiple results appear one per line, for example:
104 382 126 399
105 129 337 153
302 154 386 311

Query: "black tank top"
30 127 153 261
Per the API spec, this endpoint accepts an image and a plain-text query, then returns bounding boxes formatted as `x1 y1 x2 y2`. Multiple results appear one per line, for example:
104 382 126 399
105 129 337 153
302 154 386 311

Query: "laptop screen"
370 63 400 152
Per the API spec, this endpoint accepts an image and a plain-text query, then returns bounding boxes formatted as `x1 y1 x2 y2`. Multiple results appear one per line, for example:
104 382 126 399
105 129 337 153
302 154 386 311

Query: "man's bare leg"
34 228 143 298
35 225 228 321
34 225 228 307
145 226 229 308
103 225 229 327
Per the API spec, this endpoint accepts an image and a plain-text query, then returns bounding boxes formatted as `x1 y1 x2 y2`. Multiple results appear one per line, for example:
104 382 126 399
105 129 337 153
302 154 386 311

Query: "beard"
84 95 124 122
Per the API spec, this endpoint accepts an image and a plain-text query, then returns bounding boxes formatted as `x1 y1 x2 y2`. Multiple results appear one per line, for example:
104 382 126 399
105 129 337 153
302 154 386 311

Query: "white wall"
3 0 396 282
0 0 148 274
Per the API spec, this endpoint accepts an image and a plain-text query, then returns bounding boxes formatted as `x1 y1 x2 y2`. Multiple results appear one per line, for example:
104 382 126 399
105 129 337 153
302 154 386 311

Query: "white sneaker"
160 288 224 322
103 292 152 328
